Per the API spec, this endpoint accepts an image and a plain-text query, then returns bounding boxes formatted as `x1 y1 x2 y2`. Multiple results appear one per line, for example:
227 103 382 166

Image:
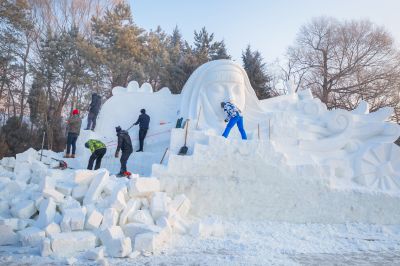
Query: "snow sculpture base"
153 135 400 224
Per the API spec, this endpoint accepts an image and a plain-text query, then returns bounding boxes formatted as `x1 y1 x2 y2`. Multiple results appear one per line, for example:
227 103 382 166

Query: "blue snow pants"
222 115 247 140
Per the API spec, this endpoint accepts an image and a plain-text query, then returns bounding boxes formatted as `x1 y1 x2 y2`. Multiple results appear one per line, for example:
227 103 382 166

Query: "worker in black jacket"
86 93 102 131
133 109 150 152
115 126 133 177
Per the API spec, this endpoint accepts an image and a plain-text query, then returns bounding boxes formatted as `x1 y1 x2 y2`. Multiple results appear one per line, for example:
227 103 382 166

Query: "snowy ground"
1 217 400 265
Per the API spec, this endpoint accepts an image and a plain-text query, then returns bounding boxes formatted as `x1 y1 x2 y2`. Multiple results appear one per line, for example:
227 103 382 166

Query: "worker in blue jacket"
221 101 247 140
132 109 150 152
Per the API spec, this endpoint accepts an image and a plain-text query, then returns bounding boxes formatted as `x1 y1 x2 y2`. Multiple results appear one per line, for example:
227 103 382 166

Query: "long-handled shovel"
178 119 190 155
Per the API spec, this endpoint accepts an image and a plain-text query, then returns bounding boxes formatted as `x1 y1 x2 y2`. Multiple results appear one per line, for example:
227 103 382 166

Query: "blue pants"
222 116 247 139
66 132 78 155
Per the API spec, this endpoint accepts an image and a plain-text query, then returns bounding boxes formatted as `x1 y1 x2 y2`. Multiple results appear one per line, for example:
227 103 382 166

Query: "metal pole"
40 131 46 161
257 123 260 140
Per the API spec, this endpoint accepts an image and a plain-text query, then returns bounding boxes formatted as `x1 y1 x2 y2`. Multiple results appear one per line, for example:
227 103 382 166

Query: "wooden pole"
160 148 169 164
196 106 202 130
40 131 46 161
268 119 271 141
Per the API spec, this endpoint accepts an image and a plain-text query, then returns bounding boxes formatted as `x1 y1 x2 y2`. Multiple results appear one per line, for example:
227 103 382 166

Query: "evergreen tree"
211 40 230 60
163 26 187 93
143 26 170 90
193 27 231 64
91 2 145 91
242 45 271 100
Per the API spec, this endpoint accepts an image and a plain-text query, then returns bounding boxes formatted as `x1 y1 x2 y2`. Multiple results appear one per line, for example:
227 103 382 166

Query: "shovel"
178 119 190 155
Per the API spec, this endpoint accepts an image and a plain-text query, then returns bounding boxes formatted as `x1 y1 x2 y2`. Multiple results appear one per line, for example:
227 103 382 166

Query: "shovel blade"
178 146 188 155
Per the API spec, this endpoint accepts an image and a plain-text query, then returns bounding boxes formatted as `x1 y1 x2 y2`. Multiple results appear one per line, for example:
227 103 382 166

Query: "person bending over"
221 101 247 139
85 139 106 170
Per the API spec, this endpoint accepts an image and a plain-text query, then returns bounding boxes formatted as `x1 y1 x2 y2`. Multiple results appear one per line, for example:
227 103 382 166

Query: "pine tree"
91 2 145 90
211 40 230 60
143 26 170 90
193 27 231 63
163 26 186 93
242 45 271 100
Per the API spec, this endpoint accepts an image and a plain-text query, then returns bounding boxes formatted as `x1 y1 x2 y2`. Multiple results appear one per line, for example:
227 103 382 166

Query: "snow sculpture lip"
179 59 266 131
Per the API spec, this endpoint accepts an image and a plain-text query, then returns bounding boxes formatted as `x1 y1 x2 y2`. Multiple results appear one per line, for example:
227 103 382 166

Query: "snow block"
156 216 172 234
1 156 16 170
133 232 158 252
73 170 99 185
0 200 9 215
83 170 109 205
119 199 141 225
40 238 52 257
150 192 168 220
0 225 19 246
109 185 127 212
13 164 31 183
55 182 74 196
85 209 103 230
168 212 188 234
0 218 28 231
10 200 37 219
30 161 48 184
59 196 81 214
50 231 97 257
122 223 162 246
99 226 131 258
100 208 119 230
19 227 46 246
43 188 65 203
35 198 56 229
39 176 56 191
71 184 88 200
84 247 105 260
61 208 87 231
15 148 38 163
128 209 154 225
44 222 61 237
0 182 22 200
128 177 160 197
169 194 191 217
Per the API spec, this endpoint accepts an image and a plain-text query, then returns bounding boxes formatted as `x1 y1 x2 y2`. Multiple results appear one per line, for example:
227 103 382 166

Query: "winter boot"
64 154 70 158
71 154 76 158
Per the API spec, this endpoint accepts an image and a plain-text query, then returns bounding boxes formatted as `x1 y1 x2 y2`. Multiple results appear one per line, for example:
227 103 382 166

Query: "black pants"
86 112 98 130
66 132 78 155
138 128 148 151
120 149 132 173
87 148 106 170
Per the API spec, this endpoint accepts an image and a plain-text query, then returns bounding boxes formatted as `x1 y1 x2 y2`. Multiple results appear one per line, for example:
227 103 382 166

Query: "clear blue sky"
129 0 400 62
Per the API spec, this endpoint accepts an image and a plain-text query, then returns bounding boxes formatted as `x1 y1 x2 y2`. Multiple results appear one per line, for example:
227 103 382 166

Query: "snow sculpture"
354 143 400 191
179 59 266 132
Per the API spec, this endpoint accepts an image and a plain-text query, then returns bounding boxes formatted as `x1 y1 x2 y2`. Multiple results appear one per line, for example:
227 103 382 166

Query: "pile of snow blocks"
0 148 191 260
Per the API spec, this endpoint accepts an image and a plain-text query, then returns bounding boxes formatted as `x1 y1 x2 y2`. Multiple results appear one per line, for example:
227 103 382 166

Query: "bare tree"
287 17 400 112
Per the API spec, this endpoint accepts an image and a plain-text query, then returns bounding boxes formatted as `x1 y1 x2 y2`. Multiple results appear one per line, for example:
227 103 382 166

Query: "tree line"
0 0 399 157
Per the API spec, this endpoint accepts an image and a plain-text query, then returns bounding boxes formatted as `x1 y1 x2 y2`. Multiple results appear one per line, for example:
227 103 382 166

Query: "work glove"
224 119 229 123
115 151 119 158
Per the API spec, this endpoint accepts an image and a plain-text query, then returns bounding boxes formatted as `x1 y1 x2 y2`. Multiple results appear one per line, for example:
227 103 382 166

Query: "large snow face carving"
202 69 246 117
179 59 265 132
